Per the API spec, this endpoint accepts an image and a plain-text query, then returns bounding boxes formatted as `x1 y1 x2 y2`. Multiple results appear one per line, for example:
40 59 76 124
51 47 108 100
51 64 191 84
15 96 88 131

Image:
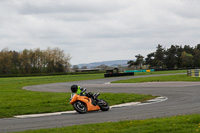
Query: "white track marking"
15 97 167 118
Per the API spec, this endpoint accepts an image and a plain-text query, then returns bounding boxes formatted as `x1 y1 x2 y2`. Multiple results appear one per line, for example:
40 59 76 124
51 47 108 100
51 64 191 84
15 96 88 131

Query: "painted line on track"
14 96 167 119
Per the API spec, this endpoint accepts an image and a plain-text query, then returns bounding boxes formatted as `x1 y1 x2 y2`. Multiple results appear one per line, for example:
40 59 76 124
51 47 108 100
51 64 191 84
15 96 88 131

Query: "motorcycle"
69 89 109 114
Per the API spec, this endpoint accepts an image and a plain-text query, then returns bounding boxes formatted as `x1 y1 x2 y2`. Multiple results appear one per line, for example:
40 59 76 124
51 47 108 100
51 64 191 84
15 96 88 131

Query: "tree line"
0 47 71 74
128 44 200 69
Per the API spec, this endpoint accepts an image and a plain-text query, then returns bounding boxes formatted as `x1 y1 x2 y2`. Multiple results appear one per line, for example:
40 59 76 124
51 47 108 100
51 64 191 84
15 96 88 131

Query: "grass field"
16 114 200 133
0 70 186 118
0 74 103 118
112 74 200 83
0 73 157 118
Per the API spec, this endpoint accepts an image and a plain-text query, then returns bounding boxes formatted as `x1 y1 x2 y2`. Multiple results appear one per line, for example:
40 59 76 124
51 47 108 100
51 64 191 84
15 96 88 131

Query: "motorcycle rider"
70 85 97 105
70 85 86 95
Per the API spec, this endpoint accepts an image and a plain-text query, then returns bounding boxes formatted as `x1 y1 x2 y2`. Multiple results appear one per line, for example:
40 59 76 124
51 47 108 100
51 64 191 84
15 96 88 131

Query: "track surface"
1 73 200 132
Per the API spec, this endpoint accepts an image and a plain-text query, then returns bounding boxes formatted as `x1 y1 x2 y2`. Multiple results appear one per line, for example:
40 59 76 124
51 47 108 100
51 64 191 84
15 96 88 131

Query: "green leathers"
76 86 82 95
70 85 85 95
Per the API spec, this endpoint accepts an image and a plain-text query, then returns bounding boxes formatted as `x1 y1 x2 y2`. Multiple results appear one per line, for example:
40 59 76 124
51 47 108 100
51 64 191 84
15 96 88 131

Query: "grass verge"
112 74 200 83
0 70 187 118
15 114 200 133
0 74 155 118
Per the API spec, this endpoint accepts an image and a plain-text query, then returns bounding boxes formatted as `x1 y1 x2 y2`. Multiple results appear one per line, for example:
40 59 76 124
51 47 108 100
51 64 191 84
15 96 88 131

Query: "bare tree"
0 47 71 74
72 65 79 72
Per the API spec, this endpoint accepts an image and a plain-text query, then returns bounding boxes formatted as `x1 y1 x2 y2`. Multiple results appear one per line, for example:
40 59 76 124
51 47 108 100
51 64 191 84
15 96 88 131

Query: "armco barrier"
104 72 134 78
187 69 200 77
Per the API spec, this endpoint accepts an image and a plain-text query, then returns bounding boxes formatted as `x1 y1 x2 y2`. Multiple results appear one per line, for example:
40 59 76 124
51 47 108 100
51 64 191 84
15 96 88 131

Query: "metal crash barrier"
187 69 200 77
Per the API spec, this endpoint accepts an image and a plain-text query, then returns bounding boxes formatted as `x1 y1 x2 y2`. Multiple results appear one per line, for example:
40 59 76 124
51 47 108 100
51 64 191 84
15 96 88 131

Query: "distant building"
75 68 102 72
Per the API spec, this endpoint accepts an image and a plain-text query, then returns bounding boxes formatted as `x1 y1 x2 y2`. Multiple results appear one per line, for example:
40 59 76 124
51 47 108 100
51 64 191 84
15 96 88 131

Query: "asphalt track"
1 73 200 132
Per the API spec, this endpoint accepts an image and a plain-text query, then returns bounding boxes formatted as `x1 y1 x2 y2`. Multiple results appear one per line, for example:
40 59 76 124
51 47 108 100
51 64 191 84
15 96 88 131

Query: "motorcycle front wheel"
73 101 87 114
98 99 109 111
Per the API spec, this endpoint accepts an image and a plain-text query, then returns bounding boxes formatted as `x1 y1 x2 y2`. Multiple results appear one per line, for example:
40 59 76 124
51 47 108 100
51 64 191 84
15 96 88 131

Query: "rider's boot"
90 97 96 106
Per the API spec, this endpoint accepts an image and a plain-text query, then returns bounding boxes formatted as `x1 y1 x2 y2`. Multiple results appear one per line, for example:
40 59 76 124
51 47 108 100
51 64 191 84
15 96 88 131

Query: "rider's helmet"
71 85 78 93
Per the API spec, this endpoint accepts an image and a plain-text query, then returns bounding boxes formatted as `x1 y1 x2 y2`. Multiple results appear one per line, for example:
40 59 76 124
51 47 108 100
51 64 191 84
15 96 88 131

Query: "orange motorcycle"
70 89 109 114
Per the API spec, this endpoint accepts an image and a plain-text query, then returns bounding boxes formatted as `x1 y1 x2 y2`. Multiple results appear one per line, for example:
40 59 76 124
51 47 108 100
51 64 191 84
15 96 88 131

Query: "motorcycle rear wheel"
98 99 109 111
73 101 87 114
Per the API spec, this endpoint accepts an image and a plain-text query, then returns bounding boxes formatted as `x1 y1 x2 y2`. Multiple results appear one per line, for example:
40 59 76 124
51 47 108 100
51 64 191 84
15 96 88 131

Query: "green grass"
112 74 200 83
0 73 155 118
0 74 103 118
16 114 200 133
0 70 188 118
99 93 156 105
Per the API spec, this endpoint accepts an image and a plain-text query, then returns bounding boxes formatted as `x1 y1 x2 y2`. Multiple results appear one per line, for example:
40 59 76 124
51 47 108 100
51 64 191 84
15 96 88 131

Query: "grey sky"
1 0 200 65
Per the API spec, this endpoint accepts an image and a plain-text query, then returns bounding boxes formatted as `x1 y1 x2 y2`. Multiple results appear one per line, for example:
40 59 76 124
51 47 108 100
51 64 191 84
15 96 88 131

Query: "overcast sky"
1 0 200 65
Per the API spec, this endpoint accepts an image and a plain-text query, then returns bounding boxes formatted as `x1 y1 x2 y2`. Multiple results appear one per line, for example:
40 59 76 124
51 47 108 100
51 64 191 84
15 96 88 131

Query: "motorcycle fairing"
70 94 100 111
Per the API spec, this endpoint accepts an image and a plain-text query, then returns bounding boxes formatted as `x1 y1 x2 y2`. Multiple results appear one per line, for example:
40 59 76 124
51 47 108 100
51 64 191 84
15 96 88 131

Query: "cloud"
17 0 128 14
1 0 200 65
